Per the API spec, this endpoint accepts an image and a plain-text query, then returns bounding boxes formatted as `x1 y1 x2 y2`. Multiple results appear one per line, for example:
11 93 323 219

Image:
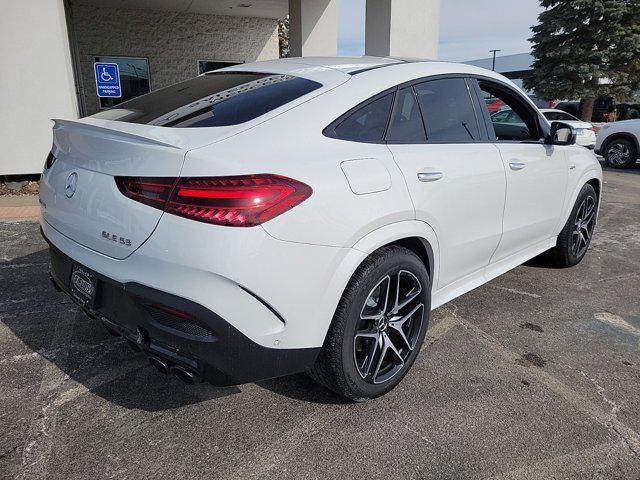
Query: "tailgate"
40 120 200 260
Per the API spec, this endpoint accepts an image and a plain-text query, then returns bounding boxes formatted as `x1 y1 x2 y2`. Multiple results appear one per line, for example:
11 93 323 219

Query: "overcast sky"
338 0 543 61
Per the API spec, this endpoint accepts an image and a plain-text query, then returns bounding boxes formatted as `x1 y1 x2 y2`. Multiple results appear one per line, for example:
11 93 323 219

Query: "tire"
603 137 637 168
550 184 598 267
308 245 431 401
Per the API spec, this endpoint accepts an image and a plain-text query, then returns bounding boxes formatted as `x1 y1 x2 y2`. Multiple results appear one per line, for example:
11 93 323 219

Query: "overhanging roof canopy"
76 0 288 19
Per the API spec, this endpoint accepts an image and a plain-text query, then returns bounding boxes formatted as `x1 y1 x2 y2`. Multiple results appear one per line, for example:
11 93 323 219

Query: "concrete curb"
0 205 40 220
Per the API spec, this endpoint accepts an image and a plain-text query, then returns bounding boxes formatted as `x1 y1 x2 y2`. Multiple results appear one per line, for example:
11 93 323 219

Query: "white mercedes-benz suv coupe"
40 57 602 400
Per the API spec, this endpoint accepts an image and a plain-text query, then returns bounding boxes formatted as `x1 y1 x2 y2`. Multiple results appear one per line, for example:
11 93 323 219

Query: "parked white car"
596 119 640 168
492 107 596 149
40 57 602 400
539 108 597 149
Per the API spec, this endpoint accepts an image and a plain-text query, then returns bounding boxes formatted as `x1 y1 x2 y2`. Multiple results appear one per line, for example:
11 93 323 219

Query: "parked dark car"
617 103 640 120
557 97 640 123
556 97 616 123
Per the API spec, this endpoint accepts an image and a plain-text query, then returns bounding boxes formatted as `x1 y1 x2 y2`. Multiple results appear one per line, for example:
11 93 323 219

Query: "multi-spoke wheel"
308 245 430 401
355 271 424 384
551 183 598 267
604 138 637 168
570 195 596 258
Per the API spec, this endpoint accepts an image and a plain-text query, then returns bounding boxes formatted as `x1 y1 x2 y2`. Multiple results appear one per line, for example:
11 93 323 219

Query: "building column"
0 0 79 175
288 0 338 57
365 0 440 59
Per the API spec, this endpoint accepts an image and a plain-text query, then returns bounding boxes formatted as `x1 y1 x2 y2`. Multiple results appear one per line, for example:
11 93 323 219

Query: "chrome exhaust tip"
125 338 142 352
148 356 170 375
170 365 200 384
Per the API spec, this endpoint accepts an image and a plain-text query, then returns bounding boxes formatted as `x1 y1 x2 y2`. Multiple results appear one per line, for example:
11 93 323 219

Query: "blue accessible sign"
94 63 121 98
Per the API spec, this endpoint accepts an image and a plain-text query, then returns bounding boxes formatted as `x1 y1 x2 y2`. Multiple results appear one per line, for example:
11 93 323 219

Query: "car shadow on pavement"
1 248 242 412
256 374 349 405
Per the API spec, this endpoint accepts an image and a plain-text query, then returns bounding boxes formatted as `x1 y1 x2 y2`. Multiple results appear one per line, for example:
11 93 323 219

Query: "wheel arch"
387 237 434 283
602 132 640 157
586 177 601 201
556 170 603 234
350 220 440 290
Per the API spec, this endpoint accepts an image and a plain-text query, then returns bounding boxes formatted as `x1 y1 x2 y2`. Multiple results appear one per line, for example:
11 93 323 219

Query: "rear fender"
350 220 440 293
312 220 440 348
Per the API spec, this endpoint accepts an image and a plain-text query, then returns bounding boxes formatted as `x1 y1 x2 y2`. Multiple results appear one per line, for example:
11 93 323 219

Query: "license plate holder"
69 264 98 308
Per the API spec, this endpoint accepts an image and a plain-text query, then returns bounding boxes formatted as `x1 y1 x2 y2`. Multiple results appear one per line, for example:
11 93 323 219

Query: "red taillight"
115 174 312 227
115 177 176 209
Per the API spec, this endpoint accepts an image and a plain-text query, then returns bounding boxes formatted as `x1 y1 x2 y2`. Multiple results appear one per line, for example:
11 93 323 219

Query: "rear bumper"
45 236 320 386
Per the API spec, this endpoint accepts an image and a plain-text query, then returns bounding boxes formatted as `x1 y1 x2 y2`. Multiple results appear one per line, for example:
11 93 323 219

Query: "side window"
386 87 426 142
332 93 394 142
414 78 480 142
491 110 511 123
491 108 525 125
477 81 542 142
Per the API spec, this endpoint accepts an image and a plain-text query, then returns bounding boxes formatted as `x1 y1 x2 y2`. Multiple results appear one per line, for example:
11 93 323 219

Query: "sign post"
94 63 121 98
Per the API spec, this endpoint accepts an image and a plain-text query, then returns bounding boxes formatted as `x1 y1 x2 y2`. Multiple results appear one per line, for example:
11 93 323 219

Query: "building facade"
1 0 440 176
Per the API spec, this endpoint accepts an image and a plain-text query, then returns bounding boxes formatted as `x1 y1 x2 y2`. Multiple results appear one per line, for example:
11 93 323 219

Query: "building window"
94 56 150 109
197 60 242 75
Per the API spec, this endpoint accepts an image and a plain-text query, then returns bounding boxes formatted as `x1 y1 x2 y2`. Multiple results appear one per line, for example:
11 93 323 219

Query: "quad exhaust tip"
148 356 170 375
170 365 200 384
148 356 201 384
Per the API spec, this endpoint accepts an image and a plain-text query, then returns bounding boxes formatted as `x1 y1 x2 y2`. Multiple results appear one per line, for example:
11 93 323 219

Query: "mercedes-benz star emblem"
65 172 78 198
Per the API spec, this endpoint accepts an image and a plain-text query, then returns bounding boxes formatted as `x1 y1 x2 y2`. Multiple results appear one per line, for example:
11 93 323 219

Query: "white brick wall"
72 4 279 115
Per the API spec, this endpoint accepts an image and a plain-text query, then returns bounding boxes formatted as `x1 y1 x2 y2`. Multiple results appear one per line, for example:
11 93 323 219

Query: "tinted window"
491 109 524 124
490 110 510 123
332 94 394 142
478 81 542 141
414 78 480 142
386 87 426 142
91 72 322 127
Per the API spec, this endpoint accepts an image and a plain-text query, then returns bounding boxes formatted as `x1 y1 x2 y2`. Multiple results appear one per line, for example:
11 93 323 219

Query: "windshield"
91 72 322 128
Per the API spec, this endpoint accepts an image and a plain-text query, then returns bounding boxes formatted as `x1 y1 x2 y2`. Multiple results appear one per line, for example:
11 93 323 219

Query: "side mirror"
546 121 577 146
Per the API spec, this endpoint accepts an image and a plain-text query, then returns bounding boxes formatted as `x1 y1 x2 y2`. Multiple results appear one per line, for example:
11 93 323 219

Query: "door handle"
509 162 526 171
417 171 443 182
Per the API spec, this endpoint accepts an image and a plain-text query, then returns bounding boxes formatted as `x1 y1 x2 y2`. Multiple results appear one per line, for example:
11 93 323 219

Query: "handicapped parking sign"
94 63 121 98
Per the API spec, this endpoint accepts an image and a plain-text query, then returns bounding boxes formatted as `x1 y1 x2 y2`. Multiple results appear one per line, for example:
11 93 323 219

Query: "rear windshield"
90 72 322 128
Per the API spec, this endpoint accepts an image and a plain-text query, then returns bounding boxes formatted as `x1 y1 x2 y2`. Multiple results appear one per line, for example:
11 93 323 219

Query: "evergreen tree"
525 0 640 121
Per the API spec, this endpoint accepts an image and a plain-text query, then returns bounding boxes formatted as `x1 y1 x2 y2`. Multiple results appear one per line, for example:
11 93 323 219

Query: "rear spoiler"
52 119 182 150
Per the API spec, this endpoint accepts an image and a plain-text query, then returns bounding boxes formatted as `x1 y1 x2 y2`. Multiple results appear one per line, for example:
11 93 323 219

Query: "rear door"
473 79 568 262
386 77 506 289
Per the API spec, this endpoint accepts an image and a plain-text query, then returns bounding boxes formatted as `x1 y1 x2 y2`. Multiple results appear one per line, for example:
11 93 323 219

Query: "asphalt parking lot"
1 167 639 480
